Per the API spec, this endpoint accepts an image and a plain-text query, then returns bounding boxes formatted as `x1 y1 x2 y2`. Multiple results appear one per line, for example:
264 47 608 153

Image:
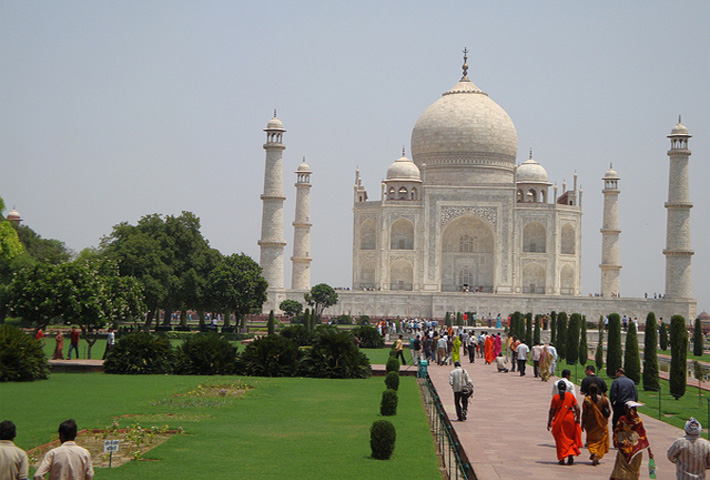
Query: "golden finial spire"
402 145 406 157
273 109 277 118
529 148 533 160
679 114 682 123
462 47 469 78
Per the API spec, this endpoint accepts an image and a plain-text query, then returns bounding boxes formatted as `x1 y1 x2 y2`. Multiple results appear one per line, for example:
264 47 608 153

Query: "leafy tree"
550 311 557 345
8 263 63 332
693 317 704 357
566 313 581 365
606 313 622 377
525 312 533 347
643 312 660 391
444 312 451 327
267 310 276 335
659 320 669 351
533 314 541 345
12 223 71 265
669 315 688 399
352 325 385 348
279 299 303 318
595 317 604 372
579 315 588 366
304 283 338 318
623 321 641 384
0 197 24 264
510 311 523 339
557 312 568 360
205 253 268 332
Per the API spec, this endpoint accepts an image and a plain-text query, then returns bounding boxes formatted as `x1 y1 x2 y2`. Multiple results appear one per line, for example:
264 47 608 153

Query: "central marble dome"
410 75 518 185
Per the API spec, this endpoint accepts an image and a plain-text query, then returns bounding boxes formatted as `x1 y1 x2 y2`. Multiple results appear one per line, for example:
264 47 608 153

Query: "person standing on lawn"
67 327 80 360
0 420 29 480
34 419 93 480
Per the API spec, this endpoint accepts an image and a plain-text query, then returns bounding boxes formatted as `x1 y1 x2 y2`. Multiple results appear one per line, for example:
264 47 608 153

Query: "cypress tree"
557 312 568 360
659 321 669 351
510 312 521 338
550 311 557 345
525 312 533 347
606 313 622 378
566 313 580 365
595 317 604 372
642 312 660 391
624 320 641 384
267 310 275 335
693 317 704 357
457 312 463 326
533 314 541 345
670 315 688 399
579 315 588 366
445 312 451 327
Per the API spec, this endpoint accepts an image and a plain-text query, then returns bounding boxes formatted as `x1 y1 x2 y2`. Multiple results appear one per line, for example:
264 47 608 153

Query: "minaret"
291 158 313 290
258 112 286 290
664 117 694 299
600 165 621 297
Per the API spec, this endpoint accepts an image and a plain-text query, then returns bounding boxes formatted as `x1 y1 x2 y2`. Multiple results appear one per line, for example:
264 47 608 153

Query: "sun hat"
625 400 644 409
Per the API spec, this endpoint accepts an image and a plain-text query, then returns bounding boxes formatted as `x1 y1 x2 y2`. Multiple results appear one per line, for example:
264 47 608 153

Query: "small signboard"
103 440 120 453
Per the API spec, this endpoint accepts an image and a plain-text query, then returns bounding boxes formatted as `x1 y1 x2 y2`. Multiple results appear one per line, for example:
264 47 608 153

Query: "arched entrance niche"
359 259 376 290
390 218 414 250
441 215 494 292
522 263 546 294
390 260 413 291
560 264 575 295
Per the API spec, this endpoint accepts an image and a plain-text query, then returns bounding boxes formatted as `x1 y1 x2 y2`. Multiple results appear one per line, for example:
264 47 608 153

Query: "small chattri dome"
386 153 421 182
296 159 312 173
265 114 285 131
6 208 21 222
670 121 689 136
604 166 619 179
516 157 549 184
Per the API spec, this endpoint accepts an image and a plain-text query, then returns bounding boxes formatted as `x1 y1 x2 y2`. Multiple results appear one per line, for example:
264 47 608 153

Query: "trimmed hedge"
240 334 302 377
659 321 669 351
595 317 604 372
385 358 400 374
557 312 568 360
380 388 398 416
370 420 396 460
384 371 399 391
352 325 384 349
104 332 173 374
579 315 588 366
299 328 371 379
0 325 50 382
566 313 581 365
693 317 704 357
174 333 238 375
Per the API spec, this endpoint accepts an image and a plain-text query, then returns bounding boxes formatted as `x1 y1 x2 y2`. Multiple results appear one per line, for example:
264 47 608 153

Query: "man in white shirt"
667 417 710 480
552 369 576 397
531 342 543 378
0 420 28 480
34 420 93 480
516 342 529 376
449 361 472 421
547 343 558 376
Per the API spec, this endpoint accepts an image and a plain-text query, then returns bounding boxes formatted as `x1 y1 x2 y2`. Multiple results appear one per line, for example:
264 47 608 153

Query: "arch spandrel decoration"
440 206 497 228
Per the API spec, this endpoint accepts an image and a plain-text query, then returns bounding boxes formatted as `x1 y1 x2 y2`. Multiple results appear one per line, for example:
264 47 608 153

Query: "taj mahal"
257 52 697 322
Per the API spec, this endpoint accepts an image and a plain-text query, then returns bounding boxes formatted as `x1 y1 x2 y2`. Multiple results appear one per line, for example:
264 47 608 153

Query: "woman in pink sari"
493 334 502 357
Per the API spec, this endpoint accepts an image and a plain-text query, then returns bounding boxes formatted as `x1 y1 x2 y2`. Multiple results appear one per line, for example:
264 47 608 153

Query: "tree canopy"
304 283 338 318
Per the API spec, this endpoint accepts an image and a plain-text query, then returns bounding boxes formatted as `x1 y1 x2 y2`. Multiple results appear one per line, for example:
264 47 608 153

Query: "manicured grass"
1 373 440 479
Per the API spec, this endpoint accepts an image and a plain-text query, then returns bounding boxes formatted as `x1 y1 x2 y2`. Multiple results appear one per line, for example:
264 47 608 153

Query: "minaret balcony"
664 201 693 209
663 249 694 256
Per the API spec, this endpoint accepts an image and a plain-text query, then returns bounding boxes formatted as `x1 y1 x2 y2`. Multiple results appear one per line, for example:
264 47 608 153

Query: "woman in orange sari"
610 401 654 480
581 383 610 465
547 381 582 465
484 334 495 364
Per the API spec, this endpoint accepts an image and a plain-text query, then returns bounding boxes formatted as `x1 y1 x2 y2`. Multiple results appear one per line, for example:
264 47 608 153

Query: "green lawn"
1 373 440 479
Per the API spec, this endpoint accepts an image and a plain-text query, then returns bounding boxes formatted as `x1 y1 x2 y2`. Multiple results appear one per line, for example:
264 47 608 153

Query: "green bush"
298 328 371 379
0 325 50 382
174 333 238 375
579 315 588 366
267 310 276 335
624 321 641 384
693 317 703 357
386 357 400 374
566 313 581 365
659 321 669 351
550 311 557 344
352 325 384 348
240 334 302 377
643 312 659 391
104 332 173 374
557 312 568 360
525 313 533 347
533 315 541 345
384 371 399 391
279 324 315 346
357 315 370 325
670 315 688 399
380 388 398 416
370 420 396 460
606 313 622 378
335 314 353 325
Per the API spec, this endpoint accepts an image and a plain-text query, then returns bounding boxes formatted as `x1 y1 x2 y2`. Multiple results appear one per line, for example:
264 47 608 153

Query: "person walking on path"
52 332 64 360
449 361 472 422
67 327 80 360
102 327 115 360
581 365 608 397
467 333 475 363
531 342 542 378
610 368 638 431
667 417 710 479
452 334 462 364
436 334 447 366
610 401 653 480
553 370 577 397
516 340 529 376
34 419 94 480
547 381 582 465
539 344 552 381
509 336 519 372
484 333 495 365
547 342 558 376
0 420 29 480
582 383 610 466
394 335 407 365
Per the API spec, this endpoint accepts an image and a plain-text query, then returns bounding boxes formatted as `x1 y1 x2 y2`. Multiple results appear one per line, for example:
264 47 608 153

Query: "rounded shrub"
335 314 353 325
380 388 398 416
298 328 371 379
357 315 370 325
174 333 238 375
279 324 315 346
384 371 399 391
240 334 302 377
104 331 173 374
0 324 50 382
370 420 396 460
385 357 400 374
351 325 384 349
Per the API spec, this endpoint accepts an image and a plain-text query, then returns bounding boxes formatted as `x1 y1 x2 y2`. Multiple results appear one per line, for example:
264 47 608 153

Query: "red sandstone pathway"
427 358 685 480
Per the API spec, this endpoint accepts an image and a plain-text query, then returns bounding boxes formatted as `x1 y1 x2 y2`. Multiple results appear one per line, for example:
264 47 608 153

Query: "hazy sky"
2 2 709 313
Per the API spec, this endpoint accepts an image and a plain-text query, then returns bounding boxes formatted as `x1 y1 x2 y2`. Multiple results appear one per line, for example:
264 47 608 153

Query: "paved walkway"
428 358 685 480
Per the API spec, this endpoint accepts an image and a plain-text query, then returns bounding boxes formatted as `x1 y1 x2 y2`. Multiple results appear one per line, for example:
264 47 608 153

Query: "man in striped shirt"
667 417 710 479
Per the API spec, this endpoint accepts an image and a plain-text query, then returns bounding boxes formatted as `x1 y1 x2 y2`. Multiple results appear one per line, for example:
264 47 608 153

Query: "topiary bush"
352 325 384 348
370 420 396 460
0 324 50 382
174 333 238 375
299 328 371 379
386 357 400 374
566 313 581 365
606 313 622 378
579 315 588 366
267 310 276 335
693 317 704 357
384 371 399 391
104 331 174 374
279 324 315 346
557 312 568 360
357 315 370 325
643 312 659 391
670 315 688 399
335 314 353 325
240 334 302 377
380 388 398 416
624 321 641 384
659 321 669 351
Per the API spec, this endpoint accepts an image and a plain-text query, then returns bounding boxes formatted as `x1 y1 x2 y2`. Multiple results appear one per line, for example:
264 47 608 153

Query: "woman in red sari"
609 401 654 480
547 381 582 465
52 331 64 360
484 334 495 364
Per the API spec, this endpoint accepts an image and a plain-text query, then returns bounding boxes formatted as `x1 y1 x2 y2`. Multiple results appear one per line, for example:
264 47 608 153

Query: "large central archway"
441 215 495 292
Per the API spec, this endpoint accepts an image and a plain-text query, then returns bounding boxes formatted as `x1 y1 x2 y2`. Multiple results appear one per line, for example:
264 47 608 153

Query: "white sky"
2 1 709 314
